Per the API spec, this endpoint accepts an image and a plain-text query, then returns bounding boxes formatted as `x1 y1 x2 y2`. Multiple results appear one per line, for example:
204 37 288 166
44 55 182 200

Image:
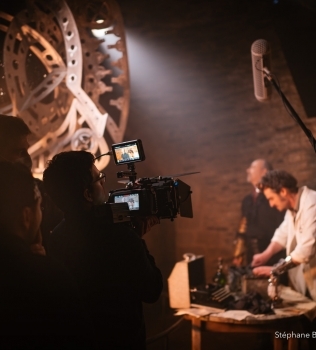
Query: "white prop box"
168 254 205 309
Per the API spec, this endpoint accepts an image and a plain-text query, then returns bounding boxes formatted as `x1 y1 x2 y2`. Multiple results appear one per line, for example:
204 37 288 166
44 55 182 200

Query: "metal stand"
263 68 316 153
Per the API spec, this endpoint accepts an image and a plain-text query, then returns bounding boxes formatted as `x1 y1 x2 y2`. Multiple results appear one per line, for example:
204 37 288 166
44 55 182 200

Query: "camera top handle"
116 163 138 188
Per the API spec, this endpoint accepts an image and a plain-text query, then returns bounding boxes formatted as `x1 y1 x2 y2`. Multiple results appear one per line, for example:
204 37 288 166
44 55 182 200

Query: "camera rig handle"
137 176 173 186
116 163 137 187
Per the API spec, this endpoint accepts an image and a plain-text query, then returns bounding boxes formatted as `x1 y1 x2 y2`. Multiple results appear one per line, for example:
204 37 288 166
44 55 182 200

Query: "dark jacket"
0 232 95 349
35 178 64 250
48 211 163 349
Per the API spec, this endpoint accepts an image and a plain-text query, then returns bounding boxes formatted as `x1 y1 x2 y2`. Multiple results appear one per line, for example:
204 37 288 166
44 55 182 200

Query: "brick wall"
112 0 316 284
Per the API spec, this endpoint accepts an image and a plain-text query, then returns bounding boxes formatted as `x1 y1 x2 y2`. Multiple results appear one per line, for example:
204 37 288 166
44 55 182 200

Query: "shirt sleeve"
271 210 291 248
291 199 316 263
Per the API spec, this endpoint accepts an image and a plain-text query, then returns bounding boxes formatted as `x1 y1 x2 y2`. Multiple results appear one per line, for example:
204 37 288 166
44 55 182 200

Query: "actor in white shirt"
251 170 316 301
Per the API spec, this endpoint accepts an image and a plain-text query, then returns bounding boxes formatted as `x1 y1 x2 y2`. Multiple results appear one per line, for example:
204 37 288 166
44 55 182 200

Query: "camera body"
107 140 193 220
108 177 193 219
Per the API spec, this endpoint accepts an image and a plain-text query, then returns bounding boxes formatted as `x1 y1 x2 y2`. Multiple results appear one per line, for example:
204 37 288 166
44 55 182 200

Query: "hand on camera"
133 216 160 237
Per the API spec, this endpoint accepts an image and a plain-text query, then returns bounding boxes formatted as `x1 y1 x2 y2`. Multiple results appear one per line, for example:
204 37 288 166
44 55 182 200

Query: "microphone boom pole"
263 68 316 153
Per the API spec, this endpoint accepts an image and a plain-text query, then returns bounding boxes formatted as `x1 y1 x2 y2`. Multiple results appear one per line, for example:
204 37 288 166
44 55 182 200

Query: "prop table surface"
178 287 316 350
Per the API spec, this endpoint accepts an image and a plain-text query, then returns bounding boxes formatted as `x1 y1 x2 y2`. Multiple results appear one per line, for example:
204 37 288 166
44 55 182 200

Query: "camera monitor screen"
114 193 139 211
112 139 145 165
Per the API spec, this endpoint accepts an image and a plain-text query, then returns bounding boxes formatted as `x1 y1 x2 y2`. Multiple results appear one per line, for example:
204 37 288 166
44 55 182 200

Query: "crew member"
0 114 63 251
233 159 285 266
43 151 163 349
0 114 32 167
0 162 95 348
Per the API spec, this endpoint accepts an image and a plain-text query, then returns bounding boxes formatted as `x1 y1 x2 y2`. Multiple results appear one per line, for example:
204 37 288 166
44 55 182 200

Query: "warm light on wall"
0 0 130 176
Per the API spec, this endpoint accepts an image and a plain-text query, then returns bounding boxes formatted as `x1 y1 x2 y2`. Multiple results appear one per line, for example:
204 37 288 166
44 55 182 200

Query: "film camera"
106 139 194 220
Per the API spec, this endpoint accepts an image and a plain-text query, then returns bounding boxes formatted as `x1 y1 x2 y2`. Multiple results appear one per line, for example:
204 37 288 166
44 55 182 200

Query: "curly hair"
258 170 298 194
43 151 95 212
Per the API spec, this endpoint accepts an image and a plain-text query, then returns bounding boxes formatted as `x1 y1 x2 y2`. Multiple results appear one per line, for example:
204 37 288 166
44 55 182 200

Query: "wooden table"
185 312 304 350
176 286 316 350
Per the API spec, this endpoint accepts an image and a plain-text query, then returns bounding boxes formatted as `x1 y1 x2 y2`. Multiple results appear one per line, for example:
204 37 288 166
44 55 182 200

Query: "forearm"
264 241 284 260
252 241 285 267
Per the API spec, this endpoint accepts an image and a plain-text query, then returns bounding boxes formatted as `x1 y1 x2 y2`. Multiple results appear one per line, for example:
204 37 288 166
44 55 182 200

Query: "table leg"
273 336 298 350
191 317 201 350
274 337 283 350
288 337 299 350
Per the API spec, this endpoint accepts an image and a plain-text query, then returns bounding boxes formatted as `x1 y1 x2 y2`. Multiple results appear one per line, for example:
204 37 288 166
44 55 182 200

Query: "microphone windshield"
251 39 272 101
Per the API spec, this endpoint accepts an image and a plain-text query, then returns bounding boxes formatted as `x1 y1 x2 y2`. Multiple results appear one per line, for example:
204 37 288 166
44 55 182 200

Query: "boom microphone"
251 39 272 101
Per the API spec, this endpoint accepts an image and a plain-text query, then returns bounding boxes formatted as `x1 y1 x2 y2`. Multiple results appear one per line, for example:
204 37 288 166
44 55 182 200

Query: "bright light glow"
91 26 113 38
96 19 104 24
93 28 122 62
91 28 106 38
125 30 175 94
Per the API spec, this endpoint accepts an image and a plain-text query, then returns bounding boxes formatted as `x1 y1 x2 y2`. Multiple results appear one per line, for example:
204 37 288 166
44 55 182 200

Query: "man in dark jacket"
43 151 163 349
0 161 95 349
233 159 286 266
0 114 63 251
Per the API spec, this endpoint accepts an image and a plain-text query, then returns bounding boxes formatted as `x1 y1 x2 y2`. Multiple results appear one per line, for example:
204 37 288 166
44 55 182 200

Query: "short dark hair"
43 151 95 212
258 170 298 194
0 115 31 151
0 162 36 232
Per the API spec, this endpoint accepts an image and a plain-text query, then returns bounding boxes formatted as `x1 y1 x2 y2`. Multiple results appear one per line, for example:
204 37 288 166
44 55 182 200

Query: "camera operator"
43 151 163 349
